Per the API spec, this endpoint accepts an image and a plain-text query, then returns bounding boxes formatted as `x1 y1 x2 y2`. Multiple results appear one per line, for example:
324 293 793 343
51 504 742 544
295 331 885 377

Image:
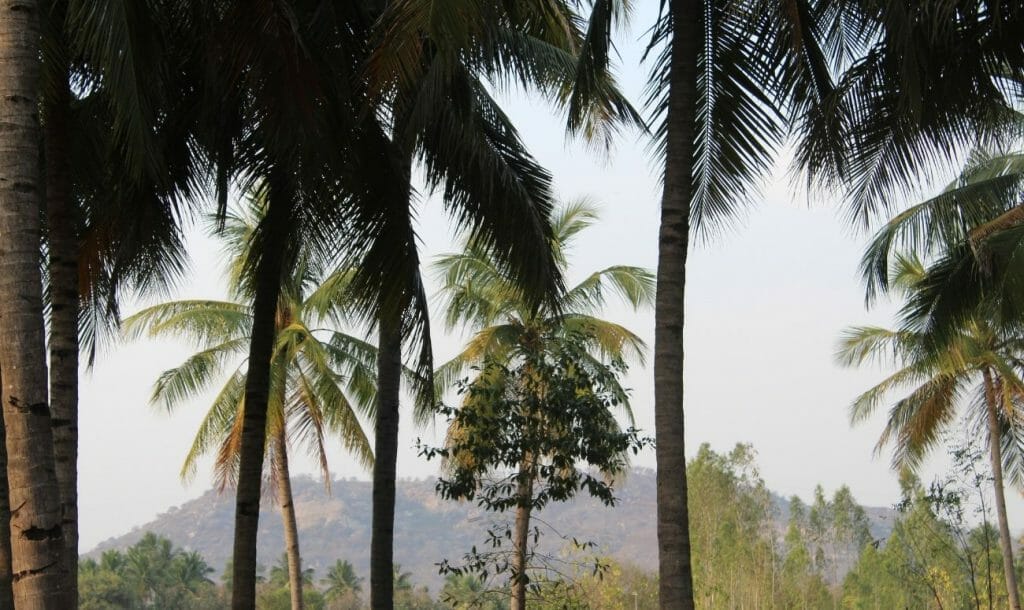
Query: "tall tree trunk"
982 369 1021 610
0 392 14 610
509 457 534 610
231 172 292 610
0 0 69 605
370 320 402 610
273 425 305 610
654 1 699 609
43 10 79 602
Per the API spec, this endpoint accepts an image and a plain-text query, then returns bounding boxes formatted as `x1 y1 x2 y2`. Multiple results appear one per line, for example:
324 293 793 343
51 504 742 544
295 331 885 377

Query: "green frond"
321 332 381 418
835 325 922 368
151 338 250 412
286 369 333 486
549 198 601 259
860 151 1024 301
557 314 647 366
879 374 964 473
433 324 523 398
431 249 515 330
561 265 656 315
303 267 357 327
122 300 251 347
180 369 245 484
294 362 374 471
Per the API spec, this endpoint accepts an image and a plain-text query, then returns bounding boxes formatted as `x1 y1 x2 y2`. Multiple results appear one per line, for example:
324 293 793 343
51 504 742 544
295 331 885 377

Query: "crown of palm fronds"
433 200 652 423
123 202 379 493
839 253 1024 484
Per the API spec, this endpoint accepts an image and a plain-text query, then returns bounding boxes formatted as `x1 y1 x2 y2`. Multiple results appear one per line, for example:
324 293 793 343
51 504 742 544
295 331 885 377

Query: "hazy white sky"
76 0 1024 551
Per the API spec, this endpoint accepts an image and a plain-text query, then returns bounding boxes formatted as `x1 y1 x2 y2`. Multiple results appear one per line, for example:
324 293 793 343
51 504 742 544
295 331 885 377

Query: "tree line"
0 1 1020 609
87 442 1024 609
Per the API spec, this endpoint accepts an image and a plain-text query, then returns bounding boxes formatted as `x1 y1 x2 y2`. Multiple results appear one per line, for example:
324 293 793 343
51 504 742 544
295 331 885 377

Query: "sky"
76 0 1024 552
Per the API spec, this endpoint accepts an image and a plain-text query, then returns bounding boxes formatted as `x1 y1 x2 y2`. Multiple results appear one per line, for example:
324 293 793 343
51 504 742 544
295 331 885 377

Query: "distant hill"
88 469 895 593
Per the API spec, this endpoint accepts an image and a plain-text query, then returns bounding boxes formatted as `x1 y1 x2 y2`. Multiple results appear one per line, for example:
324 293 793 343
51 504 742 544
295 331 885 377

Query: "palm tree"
39 4 213 600
42 4 79 598
642 4 1024 607
0 0 68 603
322 560 363 600
269 553 315 588
124 198 376 610
434 201 652 610
839 255 1024 609
364 2 646 598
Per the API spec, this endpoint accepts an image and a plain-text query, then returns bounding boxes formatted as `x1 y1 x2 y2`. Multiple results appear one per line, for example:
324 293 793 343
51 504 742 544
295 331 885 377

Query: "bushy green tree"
79 533 222 610
425 338 648 609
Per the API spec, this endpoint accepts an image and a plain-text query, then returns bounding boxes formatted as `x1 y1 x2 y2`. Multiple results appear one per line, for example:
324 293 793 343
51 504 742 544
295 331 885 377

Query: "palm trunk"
0 400 14 610
231 172 292 610
44 16 80 604
982 369 1021 610
654 1 699 609
0 0 69 604
273 425 305 610
371 320 402 610
509 458 534 610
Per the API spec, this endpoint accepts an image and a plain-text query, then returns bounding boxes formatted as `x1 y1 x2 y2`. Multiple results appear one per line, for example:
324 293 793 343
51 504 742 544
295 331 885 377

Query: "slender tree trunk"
982 369 1021 610
0 0 69 605
43 10 79 603
371 320 402 610
273 425 305 610
0 393 14 610
231 172 292 610
655 1 699 609
509 458 534 610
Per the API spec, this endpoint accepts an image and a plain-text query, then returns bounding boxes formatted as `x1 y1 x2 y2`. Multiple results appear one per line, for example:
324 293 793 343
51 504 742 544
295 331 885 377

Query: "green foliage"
842 441 1021 609
322 559 363 602
527 560 658 609
687 444 784 608
429 342 646 511
123 197 377 488
440 573 504 609
79 533 222 610
423 336 648 595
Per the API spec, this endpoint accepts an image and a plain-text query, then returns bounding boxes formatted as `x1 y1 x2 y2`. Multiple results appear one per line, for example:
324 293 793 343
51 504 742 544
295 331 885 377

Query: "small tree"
423 338 648 608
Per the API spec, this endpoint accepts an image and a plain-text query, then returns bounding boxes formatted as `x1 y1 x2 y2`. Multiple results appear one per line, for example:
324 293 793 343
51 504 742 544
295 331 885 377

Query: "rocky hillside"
88 469 894 593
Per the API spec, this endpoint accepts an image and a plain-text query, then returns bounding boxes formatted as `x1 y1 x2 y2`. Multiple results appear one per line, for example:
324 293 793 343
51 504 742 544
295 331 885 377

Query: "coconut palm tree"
0 0 68 603
642 3 1024 606
838 255 1024 609
124 198 377 610
360 3 644 605
434 201 652 610
434 200 653 391
40 4 214 600
322 560 363 600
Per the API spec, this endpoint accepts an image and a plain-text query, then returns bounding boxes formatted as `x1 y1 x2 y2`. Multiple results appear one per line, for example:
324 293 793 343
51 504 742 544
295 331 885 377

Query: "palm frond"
561 265 656 315
122 300 251 347
151 338 250 412
860 150 1024 301
879 373 964 472
180 369 246 483
557 314 647 366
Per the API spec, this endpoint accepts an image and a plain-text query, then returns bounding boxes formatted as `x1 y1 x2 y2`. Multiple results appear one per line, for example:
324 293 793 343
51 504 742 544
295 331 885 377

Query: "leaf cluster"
423 339 649 514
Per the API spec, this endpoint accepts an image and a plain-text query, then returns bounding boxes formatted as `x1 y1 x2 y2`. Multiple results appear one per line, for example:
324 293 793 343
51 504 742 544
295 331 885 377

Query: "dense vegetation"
86 443 1024 609
0 0 1019 608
